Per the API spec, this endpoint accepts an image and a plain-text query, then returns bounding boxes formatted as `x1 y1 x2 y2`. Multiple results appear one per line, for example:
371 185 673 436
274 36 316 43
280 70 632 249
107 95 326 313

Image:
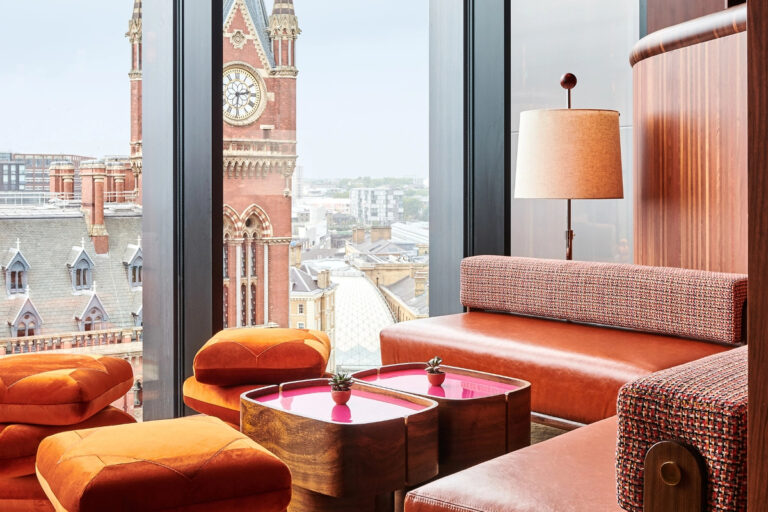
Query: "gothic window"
241 245 247 277
251 245 257 275
250 284 256 325
223 244 229 278
8 261 25 293
82 307 105 331
129 256 143 287
71 258 93 291
241 284 247 326
223 285 229 328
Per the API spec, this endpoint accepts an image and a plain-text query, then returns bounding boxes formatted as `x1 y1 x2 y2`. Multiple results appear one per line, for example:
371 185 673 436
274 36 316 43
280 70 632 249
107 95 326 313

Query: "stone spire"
268 0 300 76
126 0 143 206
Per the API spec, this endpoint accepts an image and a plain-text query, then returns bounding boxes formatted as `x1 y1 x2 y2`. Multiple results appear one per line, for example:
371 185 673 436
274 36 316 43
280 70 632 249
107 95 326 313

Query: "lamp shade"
514 109 623 199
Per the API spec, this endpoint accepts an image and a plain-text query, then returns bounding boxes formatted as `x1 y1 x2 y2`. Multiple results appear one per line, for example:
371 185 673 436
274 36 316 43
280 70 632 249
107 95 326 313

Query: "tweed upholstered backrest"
616 346 748 512
460 256 748 345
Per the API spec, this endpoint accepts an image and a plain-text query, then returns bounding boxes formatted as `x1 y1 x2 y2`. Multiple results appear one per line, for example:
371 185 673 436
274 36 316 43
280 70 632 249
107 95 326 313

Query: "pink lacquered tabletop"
358 369 520 399
254 385 427 424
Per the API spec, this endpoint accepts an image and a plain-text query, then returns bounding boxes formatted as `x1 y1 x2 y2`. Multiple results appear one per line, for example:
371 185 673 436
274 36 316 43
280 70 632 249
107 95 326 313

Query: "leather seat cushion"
0 475 54 512
193 327 331 386
182 375 265 427
0 354 133 426
405 416 622 512
36 415 291 512
0 406 135 478
381 312 730 424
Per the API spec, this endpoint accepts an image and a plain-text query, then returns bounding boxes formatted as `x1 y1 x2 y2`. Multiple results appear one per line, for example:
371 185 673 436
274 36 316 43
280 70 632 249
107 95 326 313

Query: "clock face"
222 66 264 125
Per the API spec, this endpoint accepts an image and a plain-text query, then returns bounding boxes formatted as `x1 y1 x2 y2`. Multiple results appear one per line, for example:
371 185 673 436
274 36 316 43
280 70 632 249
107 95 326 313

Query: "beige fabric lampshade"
514 109 623 199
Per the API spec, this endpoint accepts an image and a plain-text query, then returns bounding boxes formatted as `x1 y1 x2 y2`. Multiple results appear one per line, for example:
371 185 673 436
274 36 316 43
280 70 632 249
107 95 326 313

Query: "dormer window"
11 299 42 338
122 242 143 288
76 294 109 332
130 257 143 287
4 246 30 296
9 261 25 293
68 247 95 291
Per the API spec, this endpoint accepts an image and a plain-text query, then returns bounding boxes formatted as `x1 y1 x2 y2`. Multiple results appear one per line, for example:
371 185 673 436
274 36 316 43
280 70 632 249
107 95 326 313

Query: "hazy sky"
0 0 429 178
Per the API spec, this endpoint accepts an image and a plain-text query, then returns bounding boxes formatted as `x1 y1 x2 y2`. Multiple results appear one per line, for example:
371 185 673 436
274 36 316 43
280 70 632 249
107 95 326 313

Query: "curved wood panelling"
633 20 747 273
630 4 745 66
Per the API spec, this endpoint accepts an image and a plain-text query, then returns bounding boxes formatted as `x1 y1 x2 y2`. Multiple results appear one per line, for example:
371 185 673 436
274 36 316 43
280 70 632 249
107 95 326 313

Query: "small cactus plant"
328 371 353 392
425 356 443 374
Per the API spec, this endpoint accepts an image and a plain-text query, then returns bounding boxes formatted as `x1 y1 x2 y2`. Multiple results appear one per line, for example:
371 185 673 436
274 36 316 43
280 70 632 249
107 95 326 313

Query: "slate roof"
0 215 142 337
382 276 429 317
290 266 319 293
224 0 276 68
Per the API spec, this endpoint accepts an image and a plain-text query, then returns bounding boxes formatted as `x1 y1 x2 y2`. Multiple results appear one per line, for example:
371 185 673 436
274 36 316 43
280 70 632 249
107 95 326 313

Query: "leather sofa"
380 256 747 426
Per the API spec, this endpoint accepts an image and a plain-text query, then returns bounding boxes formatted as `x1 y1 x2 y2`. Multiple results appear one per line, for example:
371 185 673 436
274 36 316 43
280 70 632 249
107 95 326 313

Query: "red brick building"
221 0 299 328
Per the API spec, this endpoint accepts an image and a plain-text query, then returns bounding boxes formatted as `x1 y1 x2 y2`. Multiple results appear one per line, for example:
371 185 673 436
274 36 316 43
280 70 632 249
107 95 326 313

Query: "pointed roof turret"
126 0 142 44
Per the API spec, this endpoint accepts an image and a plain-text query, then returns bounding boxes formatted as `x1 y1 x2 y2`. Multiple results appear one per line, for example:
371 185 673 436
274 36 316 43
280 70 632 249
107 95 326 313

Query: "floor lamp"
514 73 624 260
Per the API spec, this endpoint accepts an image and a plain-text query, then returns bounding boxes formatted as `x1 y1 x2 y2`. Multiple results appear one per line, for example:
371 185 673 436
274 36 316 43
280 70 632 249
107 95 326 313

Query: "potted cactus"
425 356 446 386
328 371 353 405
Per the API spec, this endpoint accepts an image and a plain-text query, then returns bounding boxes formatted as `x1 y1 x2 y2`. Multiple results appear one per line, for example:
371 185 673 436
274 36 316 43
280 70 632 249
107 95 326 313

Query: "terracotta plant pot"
331 389 352 405
427 372 446 386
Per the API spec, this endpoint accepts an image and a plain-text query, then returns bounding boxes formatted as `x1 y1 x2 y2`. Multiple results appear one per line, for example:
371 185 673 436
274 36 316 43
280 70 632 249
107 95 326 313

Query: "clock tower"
221 0 299 328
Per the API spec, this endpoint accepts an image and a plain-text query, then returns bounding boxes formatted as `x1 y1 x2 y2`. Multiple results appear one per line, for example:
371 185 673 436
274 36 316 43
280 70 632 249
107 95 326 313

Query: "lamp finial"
560 73 577 109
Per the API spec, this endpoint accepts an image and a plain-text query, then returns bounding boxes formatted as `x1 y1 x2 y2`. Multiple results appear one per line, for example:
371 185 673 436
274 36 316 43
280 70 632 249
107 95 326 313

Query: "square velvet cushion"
36 415 292 512
193 327 331 386
0 475 54 512
0 354 133 426
0 406 136 478
182 375 265 427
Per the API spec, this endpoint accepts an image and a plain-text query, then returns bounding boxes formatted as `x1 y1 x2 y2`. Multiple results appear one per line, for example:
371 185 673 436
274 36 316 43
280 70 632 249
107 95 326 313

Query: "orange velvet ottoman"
35 415 292 512
0 475 54 512
184 328 331 427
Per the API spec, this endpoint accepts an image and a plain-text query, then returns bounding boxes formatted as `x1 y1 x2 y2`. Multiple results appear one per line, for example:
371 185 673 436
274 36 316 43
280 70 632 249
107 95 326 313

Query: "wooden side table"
353 363 531 476
241 378 439 512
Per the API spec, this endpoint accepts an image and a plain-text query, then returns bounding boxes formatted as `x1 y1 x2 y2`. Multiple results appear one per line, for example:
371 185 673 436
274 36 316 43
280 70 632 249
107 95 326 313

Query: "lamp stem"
566 199 574 260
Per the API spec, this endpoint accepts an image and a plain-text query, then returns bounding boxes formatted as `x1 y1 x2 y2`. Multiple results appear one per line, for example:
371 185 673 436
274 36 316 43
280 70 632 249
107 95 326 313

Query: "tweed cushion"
0 354 134 425
193 327 331 386
0 406 135 478
460 256 747 345
616 346 747 512
36 415 292 512
0 475 54 512
182 375 265 427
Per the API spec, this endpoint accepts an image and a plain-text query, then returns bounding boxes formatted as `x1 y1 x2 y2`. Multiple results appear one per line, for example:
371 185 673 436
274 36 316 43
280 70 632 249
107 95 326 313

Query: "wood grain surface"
643 441 705 512
748 1 768 510
633 30 747 272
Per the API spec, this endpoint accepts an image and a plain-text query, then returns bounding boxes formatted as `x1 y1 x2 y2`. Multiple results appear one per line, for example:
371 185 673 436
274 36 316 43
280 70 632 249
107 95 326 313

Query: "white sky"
0 0 428 179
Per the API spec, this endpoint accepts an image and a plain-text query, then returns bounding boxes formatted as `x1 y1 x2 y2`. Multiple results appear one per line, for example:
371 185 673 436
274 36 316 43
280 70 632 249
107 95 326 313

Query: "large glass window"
509 1 638 262
0 1 144 420
221 0 429 371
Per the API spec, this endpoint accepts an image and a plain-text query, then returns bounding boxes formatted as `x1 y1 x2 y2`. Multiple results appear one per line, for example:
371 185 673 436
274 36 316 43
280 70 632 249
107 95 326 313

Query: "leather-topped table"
241 378 439 512
353 363 531 476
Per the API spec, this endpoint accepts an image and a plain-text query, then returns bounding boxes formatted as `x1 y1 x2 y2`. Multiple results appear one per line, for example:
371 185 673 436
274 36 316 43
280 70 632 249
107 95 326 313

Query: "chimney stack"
105 157 130 203
414 270 428 296
352 228 366 244
49 161 75 200
317 269 331 289
80 159 109 254
370 226 391 243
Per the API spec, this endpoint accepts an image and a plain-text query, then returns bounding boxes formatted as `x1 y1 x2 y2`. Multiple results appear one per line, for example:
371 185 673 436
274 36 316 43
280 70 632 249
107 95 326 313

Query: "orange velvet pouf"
182 375 263 427
193 327 331 386
0 406 136 478
0 475 54 512
0 354 134 426
36 415 292 512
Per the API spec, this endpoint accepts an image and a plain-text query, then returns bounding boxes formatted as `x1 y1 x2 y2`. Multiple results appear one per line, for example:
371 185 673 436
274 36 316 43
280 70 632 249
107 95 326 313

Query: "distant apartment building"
11 153 94 193
349 187 404 226
289 264 337 370
0 154 26 192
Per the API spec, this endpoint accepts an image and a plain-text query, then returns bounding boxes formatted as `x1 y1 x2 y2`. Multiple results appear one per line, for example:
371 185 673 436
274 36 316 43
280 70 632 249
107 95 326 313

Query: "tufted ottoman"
35 415 292 512
184 327 331 427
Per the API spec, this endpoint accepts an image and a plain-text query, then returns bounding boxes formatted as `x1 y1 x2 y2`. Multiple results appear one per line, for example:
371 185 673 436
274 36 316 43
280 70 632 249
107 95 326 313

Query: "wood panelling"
646 0 727 34
748 0 768 509
633 30 747 273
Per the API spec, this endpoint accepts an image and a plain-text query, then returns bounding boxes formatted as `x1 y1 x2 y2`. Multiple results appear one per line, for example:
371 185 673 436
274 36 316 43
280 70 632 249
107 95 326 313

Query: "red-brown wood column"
748 1 768 509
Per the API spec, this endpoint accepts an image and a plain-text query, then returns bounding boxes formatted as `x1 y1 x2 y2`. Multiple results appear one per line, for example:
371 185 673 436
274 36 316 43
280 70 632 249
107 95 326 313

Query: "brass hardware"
659 461 682 486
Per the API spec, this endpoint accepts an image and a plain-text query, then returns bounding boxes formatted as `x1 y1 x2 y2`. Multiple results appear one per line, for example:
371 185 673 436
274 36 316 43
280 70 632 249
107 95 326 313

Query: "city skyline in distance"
0 0 428 179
